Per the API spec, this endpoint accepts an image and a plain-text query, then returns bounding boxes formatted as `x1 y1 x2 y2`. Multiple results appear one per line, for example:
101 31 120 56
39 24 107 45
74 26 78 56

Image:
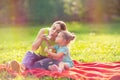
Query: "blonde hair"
60 31 75 44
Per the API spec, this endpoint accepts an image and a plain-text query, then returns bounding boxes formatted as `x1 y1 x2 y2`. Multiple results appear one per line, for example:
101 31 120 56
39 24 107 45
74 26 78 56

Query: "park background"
0 0 120 80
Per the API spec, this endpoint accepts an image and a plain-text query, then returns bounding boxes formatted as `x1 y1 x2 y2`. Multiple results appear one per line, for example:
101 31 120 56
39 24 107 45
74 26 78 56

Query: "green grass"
0 23 120 79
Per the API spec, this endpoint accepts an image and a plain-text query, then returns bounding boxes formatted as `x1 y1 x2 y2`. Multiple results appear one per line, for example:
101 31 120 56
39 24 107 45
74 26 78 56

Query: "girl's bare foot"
49 64 62 73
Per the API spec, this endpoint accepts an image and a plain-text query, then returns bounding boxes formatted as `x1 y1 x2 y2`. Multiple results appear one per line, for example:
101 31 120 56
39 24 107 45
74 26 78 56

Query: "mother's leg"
31 58 59 70
22 51 46 69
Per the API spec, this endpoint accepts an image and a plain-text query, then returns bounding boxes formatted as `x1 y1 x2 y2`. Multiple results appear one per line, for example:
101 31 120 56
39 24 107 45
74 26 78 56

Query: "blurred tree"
0 0 10 24
80 0 120 23
102 0 120 22
62 0 84 21
27 0 58 24
53 0 66 21
0 0 120 25
8 0 27 25
83 0 104 23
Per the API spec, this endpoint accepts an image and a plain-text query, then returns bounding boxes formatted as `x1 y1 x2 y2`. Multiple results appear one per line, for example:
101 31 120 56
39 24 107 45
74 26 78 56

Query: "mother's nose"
52 30 57 34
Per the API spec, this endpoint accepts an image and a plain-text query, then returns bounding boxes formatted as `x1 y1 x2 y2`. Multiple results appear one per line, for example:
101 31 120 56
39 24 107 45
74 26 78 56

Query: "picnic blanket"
0 60 120 80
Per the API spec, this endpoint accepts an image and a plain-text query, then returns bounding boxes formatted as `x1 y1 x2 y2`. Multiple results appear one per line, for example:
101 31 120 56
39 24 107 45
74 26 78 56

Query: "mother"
22 21 67 69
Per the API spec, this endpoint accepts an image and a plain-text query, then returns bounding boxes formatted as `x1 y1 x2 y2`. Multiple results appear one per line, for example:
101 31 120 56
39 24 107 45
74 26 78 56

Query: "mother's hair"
52 21 67 31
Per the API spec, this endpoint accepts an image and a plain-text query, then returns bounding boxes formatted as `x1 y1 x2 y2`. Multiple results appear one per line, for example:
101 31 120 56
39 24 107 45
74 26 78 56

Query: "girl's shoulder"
63 46 69 51
54 44 59 49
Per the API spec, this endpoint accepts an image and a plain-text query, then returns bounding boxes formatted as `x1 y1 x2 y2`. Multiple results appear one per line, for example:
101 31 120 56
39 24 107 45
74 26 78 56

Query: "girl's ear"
63 39 67 44
65 39 70 44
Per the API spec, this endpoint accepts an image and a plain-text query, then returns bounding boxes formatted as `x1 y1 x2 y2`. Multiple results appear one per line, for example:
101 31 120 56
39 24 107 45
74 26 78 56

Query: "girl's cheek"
55 38 59 42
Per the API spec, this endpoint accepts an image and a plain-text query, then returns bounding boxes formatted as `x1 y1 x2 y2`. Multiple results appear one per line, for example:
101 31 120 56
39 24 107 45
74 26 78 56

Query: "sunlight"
85 0 103 23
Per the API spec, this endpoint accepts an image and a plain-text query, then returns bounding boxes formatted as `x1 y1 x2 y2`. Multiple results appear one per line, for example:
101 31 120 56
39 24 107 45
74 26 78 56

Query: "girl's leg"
58 62 65 70
63 63 70 70
49 62 65 72
49 62 69 72
48 64 60 71
22 51 46 69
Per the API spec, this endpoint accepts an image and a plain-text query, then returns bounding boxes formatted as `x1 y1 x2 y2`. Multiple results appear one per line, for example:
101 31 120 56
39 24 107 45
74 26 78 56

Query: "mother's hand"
40 34 48 40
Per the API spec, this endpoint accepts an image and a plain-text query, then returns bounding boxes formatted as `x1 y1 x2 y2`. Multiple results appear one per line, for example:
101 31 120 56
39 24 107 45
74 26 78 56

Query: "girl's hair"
61 31 75 43
52 21 67 31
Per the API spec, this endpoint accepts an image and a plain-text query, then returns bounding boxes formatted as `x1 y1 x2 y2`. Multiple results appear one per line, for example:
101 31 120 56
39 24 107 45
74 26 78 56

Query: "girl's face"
55 32 65 45
49 24 61 40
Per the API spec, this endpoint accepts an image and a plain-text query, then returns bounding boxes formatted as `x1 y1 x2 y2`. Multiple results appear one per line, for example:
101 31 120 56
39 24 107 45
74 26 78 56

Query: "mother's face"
49 24 61 40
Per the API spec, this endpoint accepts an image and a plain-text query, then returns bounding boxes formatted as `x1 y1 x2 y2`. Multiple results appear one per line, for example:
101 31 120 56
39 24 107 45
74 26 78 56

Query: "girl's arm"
48 52 64 60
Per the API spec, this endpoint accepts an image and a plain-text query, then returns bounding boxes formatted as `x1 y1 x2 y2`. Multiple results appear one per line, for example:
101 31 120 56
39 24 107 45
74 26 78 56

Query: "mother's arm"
32 28 47 51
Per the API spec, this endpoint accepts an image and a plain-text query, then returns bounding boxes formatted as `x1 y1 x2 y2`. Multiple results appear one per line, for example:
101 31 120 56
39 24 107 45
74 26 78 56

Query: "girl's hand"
44 47 49 53
44 47 52 53
48 52 53 58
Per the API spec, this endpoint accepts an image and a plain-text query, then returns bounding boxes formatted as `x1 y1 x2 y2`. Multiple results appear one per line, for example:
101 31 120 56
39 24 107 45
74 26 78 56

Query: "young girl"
45 31 76 72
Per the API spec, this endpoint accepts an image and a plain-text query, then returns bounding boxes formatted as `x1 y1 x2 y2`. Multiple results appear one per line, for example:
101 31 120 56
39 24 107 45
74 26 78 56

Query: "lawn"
0 22 120 79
